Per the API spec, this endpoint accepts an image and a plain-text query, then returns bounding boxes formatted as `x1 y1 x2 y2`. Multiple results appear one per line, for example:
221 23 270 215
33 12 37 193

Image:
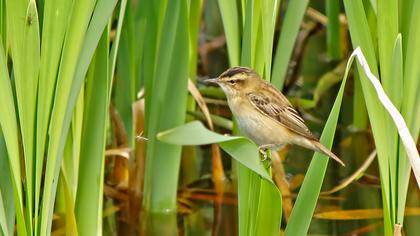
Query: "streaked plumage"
206 66 345 166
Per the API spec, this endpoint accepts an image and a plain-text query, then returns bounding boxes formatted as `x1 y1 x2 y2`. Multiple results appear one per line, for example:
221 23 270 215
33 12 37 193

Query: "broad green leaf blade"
75 29 110 236
399 3 420 223
114 34 135 143
60 173 78 236
142 0 190 213
353 72 368 129
351 47 420 192
217 0 240 66
0 190 9 236
388 35 403 110
158 121 282 235
36 0 72 226
188 0 203 79
0 39 27 236
114 3 136 148
65 89 84 198
377 1 399 218
109 0 127 85
0 192 7 236
39 0 115 234
261 0 279 79
253 179 282 236
377 0 398 91
241 0 260 68
19 2 40 233
285 49 349 235
0 131 13 236
400 0 414 55
389 35 403 223
76 0 126 233
271 0 309 89
141 0 163 123
344 0 394 233
326 0 341 59
5 0 26 83
158 121 273 183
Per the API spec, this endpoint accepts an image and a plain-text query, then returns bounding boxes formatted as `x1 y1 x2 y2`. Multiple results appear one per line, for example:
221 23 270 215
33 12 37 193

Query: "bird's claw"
258 146 272 167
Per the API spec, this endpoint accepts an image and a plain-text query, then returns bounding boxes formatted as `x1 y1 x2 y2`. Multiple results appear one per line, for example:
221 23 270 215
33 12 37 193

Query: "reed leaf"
158 121 282 235
0 132 13 236
345 0 420 233
326 0 341 59
285 48 349 235
75 1 126 234
35 0 72 230
142 0 190 213
217 0 241 66
0 39 26 236
271 0 309 90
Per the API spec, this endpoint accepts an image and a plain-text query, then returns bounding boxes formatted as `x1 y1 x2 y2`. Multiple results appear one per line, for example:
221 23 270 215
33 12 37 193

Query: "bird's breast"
228 97 292 145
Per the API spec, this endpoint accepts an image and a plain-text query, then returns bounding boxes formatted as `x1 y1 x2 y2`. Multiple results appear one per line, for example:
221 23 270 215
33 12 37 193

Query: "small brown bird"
205 66 345 166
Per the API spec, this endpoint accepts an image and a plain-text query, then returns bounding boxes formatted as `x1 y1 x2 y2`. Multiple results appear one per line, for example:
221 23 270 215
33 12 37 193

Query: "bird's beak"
204 78 220 85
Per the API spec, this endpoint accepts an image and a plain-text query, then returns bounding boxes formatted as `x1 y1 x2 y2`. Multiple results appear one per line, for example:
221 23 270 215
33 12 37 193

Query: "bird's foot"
258 148 269 161
258 144 277 167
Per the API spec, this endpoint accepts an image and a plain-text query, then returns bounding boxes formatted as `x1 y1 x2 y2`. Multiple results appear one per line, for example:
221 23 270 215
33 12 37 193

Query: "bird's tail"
311 141 345 166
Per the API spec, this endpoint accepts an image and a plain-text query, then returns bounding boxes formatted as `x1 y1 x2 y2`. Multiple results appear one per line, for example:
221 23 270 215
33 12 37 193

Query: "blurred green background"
0 0 419 235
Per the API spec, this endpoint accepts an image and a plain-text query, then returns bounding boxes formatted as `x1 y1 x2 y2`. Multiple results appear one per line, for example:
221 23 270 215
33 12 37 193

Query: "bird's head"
205 67 261 98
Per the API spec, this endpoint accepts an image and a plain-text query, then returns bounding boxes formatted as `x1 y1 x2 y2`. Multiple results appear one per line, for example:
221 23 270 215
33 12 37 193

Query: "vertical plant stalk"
344 0 395 234
5 0 40 233
349 47 420 187
271 0 309 90
75 29 110 235
75 1 126 234
285 56 347 235
377 0 399 223
39 0 118 234
399 0 420 226
326 0 341 60
35 0 72 229
142 0 190 213
0 39 27 236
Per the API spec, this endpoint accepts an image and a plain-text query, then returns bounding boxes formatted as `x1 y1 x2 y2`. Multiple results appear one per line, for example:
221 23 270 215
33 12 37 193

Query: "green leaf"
36 0 73 225
158 121 272 181
76 0 126 234
285 47 349 235
0 39 26 236
400 3 420 217
217 0 241 66
377 1 400 219
0 131 13 236
326 0 341 59
75 28 110 236
142 0 190 213
19 2 40 232
271 0 309 89
0 190 9 236
260 0 279 79
39 0 117 234
158 121 282 235
344 0 394 233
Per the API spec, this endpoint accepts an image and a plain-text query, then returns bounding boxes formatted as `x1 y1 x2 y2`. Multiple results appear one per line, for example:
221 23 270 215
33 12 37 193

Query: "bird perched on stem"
205 66 345 166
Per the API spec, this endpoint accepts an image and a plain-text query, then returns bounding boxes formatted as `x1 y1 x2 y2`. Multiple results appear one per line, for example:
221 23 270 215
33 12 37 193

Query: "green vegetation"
0 0 419 235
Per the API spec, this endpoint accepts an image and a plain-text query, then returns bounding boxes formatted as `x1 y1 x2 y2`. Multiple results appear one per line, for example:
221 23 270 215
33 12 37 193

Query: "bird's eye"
228 80 236 85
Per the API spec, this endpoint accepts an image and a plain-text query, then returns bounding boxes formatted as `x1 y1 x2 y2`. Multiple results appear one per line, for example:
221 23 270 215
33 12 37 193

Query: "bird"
205 66 345 166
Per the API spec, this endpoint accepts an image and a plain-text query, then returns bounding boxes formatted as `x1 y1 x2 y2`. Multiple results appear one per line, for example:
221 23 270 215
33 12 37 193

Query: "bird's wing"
247 91 317 140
